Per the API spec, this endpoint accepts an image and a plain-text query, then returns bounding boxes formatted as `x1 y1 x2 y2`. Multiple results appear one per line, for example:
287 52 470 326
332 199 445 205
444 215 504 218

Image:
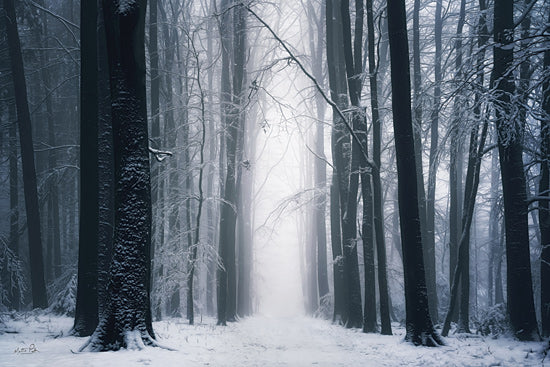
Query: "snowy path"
0 314 548 366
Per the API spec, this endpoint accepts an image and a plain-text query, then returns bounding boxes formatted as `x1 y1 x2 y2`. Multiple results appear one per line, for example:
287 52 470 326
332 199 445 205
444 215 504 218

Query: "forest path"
0 314 546 366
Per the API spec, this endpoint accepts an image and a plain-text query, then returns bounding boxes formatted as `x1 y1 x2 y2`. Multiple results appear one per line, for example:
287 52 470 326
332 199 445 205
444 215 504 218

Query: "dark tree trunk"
308 0 330 307
97 1 114 320
426 0 442 324
488 147 499 307
148 0 161 315
494 223 505 305
227 2 246 322
448 0 466 326
340 0 364 329
442 119 489 337
539 7 550 338
81 0 156 350
73 0 99 336
4 0 48 310
205 0 217 316
361 172 377 333
217 0 232 326
412 0 436 325
366 0 391 335
326 0 350 326
187 35 210 324
493 0 539 341
330 174 345 323
218 0 245 325
8 103 20 310
386 0 442 346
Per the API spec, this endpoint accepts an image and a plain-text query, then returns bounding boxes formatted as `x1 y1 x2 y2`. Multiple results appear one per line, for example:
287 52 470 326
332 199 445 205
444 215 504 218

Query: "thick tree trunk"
493 0 539 341
4 0 48 310
386 0 442 346
82 0 156 350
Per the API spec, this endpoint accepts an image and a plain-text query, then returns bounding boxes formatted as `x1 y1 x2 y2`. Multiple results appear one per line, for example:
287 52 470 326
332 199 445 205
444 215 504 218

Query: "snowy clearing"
0 314 548 367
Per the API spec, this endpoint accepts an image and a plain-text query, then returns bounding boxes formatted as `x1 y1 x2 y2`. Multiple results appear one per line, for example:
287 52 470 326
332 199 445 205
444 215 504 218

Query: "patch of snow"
0 313 548 366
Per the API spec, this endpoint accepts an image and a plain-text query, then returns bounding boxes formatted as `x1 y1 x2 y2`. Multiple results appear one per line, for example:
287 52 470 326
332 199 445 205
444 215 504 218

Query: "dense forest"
0 0 549 361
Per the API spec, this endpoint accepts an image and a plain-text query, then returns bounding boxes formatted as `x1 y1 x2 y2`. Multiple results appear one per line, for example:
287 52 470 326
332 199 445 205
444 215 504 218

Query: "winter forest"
0 0 550 365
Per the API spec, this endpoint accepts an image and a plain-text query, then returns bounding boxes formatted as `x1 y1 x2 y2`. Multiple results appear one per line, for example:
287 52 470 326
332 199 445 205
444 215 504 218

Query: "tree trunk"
326 0 350 325
412 0 436 325
73 0 99 336
8 102 20 310
4 0 48 310
97 0 114 320
442 119 489 337
307 0 330 307
82 0 156 350
339 0 365 329
539 7 550 338
493 0 539 341
361 172 377 332
426 0 442 322
330 174 345 323
386 0 442 346
366 0 391 335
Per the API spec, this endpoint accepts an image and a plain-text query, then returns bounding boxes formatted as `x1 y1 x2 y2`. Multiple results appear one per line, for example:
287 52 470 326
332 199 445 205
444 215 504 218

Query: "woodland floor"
0 312 548 366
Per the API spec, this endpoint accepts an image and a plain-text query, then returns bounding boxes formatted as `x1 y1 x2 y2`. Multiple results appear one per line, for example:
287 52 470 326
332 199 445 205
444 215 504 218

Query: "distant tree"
81 0 156 350
385 0 443 346
4 0 48 309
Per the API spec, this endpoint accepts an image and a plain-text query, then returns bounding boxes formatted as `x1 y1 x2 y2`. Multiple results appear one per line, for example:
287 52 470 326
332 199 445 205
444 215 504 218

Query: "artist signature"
14 344 39 354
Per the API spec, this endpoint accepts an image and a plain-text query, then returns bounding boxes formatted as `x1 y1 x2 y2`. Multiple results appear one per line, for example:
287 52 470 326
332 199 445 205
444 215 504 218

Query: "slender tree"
412 0 437 324
385 0 443 346
539 6 550 338
366 0 391 335
73 0 99 336
4 0 48 309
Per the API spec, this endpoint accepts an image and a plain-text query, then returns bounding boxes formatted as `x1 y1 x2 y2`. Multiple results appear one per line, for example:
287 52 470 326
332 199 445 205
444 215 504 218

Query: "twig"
245 4 376 171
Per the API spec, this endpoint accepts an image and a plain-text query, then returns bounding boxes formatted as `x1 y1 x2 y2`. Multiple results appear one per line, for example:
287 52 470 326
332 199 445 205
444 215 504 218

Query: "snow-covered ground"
0 313 548 367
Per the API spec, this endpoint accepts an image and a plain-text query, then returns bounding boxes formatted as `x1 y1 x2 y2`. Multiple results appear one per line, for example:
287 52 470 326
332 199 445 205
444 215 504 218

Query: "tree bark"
73 0 99 336
8 102 20 310
366 0 391 335
386 0 442 346
82 0 156 350
493 0 539 341
412 0 436 325
326 0 349 325
539 7 550 338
